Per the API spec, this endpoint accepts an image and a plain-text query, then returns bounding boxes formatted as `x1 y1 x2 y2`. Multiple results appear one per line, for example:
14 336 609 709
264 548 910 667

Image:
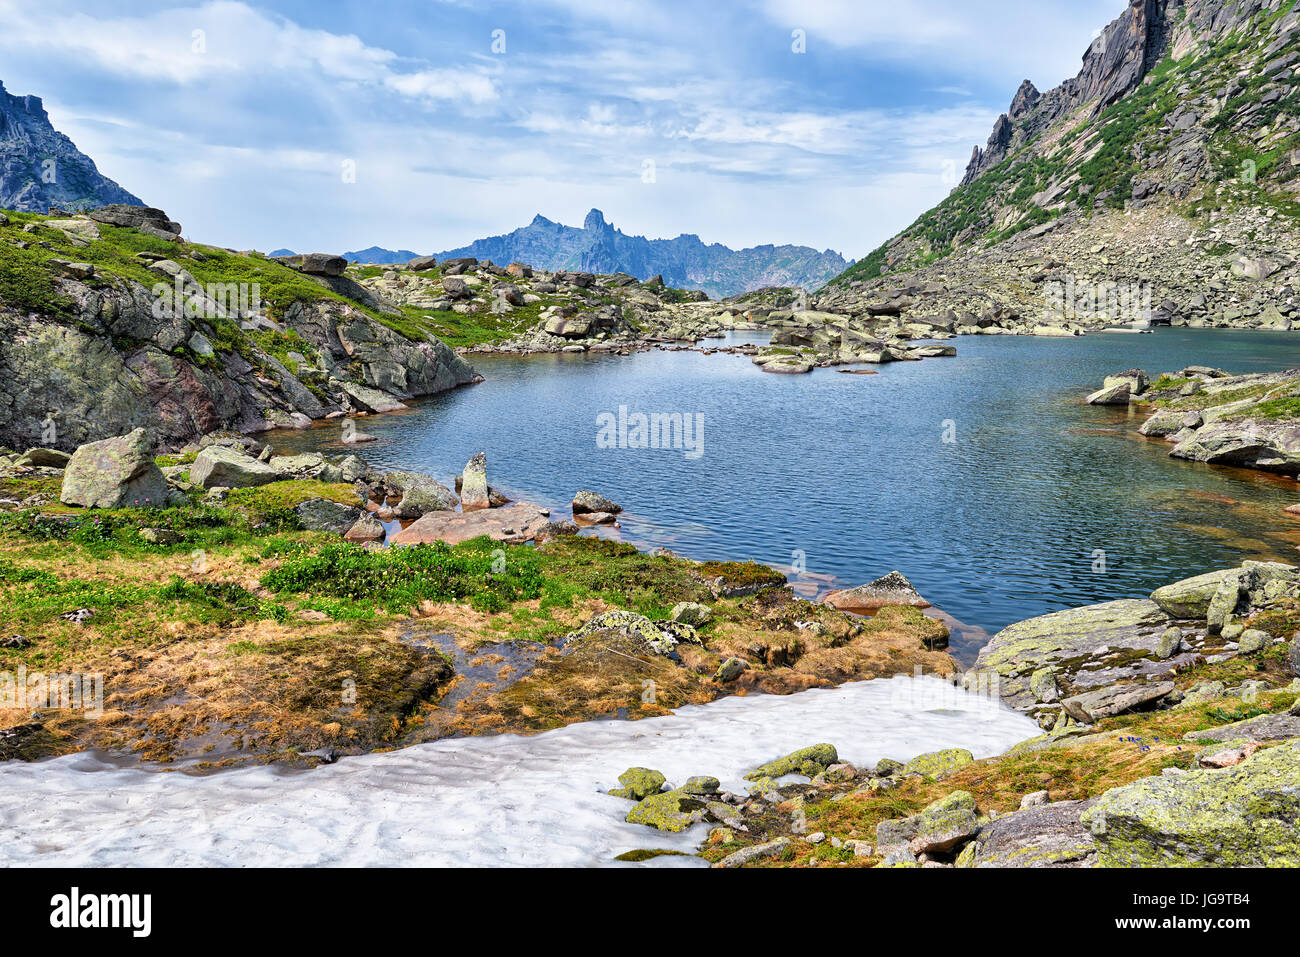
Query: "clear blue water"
273 328 1300 649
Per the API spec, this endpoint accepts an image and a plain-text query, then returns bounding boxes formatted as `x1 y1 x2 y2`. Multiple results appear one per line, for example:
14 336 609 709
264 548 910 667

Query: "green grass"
1252 396 1300 419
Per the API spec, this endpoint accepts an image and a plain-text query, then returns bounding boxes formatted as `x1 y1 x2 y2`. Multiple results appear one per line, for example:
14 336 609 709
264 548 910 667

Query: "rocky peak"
962 0 1175 186
583 208 612 232
1009 80 1041 119
0 78 144 212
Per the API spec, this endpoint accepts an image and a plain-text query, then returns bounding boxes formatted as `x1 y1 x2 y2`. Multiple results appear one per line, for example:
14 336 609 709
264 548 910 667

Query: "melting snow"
0 676 1038 867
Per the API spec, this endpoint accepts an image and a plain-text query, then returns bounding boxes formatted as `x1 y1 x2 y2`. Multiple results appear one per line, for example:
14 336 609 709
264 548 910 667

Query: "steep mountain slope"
416 209 850 299
0 80 143 212
823 0 1300 332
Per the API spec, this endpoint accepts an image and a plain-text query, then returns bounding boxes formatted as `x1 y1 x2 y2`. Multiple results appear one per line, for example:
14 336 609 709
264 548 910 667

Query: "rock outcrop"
0 210 479 451
825 0 1300 341
1082 741 1300 866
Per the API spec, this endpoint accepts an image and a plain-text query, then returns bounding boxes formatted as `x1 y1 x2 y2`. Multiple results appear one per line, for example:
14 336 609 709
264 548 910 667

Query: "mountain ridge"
340 209 851 299
0 79 143 212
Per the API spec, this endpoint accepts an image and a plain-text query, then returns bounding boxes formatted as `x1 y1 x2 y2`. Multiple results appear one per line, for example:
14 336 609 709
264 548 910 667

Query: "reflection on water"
268 328 1300 636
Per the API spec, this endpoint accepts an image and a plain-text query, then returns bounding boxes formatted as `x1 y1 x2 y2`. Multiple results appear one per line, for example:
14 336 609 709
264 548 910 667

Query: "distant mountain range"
335 209 851 298
0 79 142 212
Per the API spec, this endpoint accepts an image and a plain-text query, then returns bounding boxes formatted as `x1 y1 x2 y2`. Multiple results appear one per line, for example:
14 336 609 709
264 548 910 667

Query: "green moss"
613 848 692 862
744 743 839 781
903 748 974 780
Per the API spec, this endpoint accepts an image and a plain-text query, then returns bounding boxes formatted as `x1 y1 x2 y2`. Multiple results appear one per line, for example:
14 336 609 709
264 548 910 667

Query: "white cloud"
0 0 496 102
760 0 1125 90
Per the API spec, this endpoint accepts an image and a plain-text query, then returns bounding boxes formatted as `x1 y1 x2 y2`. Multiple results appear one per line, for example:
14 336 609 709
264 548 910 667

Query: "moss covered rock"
956 799 1097 868
903 748 974 780
566 609 700 656
60 428 169 508
1150 569 1241 620
743 743 838 781
625 789 706 832
1082 741 1300 866
909 790 980 855
973 599 1175 713
610 767 666 801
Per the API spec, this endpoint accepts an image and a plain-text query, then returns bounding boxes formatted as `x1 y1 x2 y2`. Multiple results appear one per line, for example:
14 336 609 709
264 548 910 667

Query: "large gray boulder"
87 204 182 239
956 799 1097 868
189 446 279 489
1170 419 1300 474
973 599 1180 714
379 470 458 518
1081 742 1300 866
1150 569 1243 619
1060 681 1176 723
60 429 168 509
293 498 363 534
572 490 621 515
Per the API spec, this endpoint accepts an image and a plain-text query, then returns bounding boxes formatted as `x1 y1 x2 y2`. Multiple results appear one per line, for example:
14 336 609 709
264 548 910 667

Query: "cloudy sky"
0 0 1124 259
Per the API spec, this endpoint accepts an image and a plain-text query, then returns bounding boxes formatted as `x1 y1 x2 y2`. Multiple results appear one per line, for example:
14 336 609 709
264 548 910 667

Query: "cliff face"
0 80 143 212
962 0 1175 186
425 209 851 299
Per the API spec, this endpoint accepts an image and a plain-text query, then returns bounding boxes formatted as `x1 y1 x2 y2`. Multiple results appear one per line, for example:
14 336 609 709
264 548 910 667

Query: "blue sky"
0 0 1124 259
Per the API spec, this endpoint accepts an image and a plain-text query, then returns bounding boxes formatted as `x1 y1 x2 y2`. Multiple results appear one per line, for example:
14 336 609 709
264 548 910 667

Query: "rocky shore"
0 206 479 452
1088 365 1300 477
0 431 954 765
610 560 1300 867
